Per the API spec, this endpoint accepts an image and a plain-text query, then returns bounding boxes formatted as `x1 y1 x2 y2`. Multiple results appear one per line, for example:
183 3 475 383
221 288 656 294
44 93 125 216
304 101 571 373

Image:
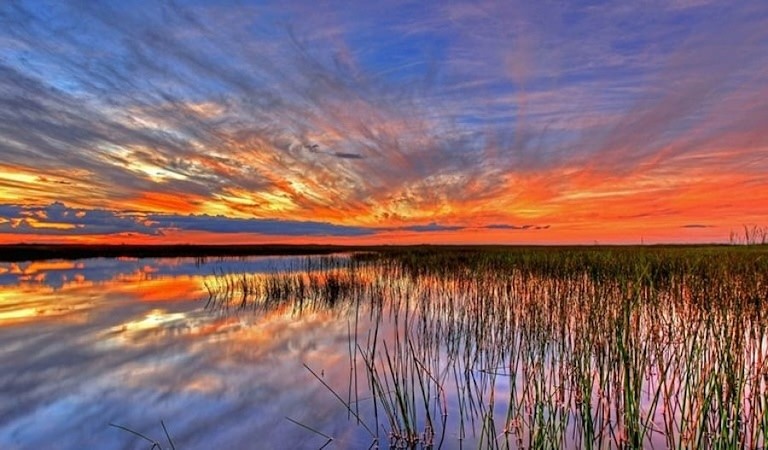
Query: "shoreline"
0 242 746 262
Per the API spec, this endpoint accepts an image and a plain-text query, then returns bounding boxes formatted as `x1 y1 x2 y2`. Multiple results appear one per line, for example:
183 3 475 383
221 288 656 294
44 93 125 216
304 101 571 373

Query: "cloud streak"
0 0 765 243
0 203 551 239
0 203 371 237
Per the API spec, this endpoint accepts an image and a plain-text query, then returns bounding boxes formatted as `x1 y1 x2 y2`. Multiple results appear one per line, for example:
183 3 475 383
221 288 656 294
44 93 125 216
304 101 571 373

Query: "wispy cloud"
0 0 765 243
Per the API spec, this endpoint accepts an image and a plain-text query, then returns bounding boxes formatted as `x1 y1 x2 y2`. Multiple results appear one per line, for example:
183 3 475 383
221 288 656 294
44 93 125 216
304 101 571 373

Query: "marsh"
1 246 767 449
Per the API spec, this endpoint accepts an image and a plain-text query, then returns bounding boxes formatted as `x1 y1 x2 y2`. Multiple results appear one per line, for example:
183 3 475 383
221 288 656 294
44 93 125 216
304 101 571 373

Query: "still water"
0 256 373 449
3 253 767 449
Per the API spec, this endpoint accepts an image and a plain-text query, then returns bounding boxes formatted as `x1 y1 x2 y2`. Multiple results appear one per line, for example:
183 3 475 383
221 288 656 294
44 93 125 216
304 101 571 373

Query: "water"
2 252 767 449
0 256 370 449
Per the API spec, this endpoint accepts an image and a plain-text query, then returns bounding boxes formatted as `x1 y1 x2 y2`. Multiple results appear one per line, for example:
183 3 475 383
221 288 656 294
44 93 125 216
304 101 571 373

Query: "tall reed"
208 246 768 449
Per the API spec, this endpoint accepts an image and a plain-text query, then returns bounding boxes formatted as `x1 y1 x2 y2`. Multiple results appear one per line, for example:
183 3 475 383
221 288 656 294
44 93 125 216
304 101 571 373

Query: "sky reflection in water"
3 252 765 448
0 256 368 449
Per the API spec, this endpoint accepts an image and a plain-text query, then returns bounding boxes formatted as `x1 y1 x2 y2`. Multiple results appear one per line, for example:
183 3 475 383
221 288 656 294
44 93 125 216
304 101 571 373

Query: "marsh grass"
208 246 768 449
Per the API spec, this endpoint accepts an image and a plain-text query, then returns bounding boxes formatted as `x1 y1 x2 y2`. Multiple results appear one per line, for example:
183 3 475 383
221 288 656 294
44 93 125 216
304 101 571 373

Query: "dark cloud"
0 205 24 218
333 152 364 160
484 224 533 230
0 203 375 237
149 214 374 237
0 203 158 235
681 224 714 228
398 223 464 232
0 203 485 237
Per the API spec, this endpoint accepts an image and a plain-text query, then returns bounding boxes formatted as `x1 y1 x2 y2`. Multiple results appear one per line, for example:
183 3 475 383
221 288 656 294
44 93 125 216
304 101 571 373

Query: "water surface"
0 255 368 449
2 250 767 449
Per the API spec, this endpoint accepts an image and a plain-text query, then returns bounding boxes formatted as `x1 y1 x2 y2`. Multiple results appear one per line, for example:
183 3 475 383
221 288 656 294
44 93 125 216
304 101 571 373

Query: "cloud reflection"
0 256 367 449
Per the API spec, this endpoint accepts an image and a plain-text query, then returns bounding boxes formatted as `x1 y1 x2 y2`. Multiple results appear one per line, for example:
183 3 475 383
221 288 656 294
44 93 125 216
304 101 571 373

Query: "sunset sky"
0 0 766 245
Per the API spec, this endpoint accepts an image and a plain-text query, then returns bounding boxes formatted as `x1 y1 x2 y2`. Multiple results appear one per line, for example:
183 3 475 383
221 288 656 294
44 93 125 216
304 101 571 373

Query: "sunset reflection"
0 256 313 327
0 272 203 327
0 284 92 326
2 250 767 449
0 254 371 449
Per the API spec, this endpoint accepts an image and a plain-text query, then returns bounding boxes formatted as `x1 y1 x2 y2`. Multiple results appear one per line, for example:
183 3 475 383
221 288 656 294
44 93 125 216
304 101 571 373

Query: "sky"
0 0 766 245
